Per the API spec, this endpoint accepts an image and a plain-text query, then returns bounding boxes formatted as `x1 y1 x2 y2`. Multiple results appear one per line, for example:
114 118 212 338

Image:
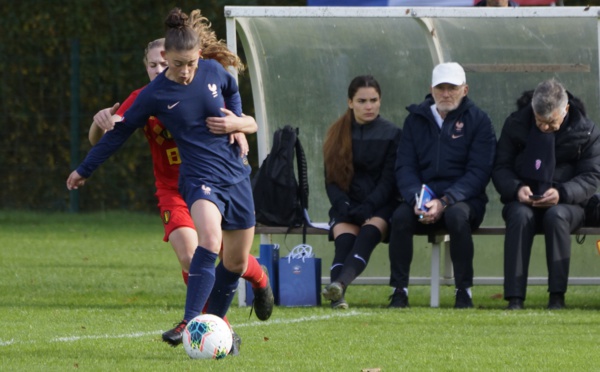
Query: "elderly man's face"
534 104 569 133
431 83 469 117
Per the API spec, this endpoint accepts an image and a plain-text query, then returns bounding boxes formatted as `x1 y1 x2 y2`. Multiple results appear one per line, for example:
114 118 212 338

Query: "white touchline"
233 310 365 328
1 310 367 346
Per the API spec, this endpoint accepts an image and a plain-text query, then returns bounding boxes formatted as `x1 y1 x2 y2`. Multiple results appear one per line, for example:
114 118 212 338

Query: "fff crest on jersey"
208 84 218 98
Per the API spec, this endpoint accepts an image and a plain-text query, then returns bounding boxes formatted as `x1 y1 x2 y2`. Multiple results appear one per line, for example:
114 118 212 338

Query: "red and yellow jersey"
117 87 180 192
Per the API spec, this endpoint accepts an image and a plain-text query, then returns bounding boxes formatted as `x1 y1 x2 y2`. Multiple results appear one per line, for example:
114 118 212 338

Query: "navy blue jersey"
77 59 250 185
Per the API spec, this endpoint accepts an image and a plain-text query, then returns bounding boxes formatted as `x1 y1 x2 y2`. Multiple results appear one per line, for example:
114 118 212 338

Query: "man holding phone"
492 79 600 310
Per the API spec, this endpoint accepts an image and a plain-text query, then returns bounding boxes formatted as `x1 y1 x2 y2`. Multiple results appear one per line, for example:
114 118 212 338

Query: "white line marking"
53 331 158 343
2 310 367 346
233 310 365 328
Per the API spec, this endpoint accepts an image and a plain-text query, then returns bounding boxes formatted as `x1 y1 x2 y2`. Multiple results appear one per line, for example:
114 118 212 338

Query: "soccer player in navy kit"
66 8 257 347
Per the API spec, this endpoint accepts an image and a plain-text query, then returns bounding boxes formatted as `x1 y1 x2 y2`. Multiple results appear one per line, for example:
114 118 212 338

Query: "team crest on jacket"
162 210 171 225
535 159 542 170
451 121 464 139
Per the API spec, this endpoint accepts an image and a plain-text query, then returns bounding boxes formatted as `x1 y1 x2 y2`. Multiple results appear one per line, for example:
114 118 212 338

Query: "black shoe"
322 281 344 302
388 288 409 308
162 320 187 347
506 297 524 310
454 288 474 309
229 330 241 356
547 292 565 310
331 297 349 310
251 266 275 321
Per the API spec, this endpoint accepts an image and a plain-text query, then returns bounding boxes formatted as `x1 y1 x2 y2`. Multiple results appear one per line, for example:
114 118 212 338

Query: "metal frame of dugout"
224 6 600 307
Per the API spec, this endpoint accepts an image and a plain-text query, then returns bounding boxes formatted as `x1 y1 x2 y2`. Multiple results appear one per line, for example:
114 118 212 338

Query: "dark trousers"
389 201 483 290
502 201 585 299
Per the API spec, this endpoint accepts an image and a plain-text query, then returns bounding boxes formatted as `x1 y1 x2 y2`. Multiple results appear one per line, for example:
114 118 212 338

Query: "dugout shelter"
225 6 600 296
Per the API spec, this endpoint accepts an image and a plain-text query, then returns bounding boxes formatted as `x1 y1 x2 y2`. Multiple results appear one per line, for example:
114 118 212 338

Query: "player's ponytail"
189 9 245 73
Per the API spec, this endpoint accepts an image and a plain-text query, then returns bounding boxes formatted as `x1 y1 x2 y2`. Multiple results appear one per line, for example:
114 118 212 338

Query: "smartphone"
529 195 543 200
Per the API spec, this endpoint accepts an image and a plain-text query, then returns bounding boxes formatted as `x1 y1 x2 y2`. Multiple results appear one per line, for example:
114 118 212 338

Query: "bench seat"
252 224 600 307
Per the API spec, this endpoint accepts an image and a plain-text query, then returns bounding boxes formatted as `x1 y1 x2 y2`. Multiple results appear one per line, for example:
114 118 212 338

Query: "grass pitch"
2 211 600 371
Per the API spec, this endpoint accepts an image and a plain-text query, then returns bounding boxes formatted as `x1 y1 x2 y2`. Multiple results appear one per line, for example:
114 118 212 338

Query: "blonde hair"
143 38 165 66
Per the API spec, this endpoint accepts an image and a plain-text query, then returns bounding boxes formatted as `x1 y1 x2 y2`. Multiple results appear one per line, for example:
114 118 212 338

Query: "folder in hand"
416 184 437 212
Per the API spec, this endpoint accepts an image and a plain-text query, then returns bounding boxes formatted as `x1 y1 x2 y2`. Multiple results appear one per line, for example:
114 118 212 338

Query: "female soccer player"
89 35 273 327
67 8 259 347
321 75 401 309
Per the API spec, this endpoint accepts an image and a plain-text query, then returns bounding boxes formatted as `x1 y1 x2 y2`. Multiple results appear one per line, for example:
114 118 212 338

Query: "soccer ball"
182 314 233 360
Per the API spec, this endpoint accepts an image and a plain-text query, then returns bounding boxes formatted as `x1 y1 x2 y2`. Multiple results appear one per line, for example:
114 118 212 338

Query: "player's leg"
167 227 196 284
162 199 222 346
205 227 254 318
205 179 257 319
184 199 223 319
158 194 197 284
243 254 274 320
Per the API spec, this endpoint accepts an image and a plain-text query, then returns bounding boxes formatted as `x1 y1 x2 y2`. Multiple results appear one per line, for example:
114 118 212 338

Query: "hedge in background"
0 0 303 212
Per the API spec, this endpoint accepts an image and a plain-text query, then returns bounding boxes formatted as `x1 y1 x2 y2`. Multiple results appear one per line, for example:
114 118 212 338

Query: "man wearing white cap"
388 62 496 309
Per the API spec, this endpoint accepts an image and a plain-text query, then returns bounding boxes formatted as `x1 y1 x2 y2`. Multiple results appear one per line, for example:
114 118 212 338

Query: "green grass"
2 211 600 371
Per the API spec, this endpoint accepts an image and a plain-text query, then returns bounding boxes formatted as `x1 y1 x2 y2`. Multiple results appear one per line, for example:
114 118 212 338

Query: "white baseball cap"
431 62 466 87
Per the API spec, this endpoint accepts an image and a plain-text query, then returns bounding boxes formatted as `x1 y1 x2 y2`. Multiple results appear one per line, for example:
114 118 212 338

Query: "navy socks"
331 233 357 282
205 261 242 318
337 225 381 287
183 246 218 322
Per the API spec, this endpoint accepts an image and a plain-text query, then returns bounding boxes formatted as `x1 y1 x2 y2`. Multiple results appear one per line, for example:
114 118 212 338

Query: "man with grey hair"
492 79 600 310
475 0 518 7
388 62 496 309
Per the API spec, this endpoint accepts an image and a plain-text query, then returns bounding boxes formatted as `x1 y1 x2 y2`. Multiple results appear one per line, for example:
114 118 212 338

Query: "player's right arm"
66 122 138 190
66 87 151 190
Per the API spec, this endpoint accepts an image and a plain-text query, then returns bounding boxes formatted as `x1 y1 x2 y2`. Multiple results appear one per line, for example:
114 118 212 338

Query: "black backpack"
584 194 600 227
252 125 309 228
574 193 600 244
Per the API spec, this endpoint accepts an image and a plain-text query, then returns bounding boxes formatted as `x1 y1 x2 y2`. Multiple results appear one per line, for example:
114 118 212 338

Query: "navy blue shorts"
179 177 256 230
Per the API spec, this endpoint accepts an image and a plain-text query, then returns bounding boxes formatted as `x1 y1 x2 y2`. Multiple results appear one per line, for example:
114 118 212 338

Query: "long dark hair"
323 75 381 191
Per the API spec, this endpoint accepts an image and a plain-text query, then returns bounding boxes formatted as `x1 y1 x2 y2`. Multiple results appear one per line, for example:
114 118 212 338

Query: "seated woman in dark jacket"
321 75 401 309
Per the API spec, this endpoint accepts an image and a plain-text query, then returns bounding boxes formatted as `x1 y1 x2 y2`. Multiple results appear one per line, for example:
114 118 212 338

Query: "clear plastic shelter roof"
225 6 600 225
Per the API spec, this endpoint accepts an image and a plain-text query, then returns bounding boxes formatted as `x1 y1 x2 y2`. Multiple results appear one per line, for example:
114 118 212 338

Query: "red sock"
182 270 189 286
242 255 268 289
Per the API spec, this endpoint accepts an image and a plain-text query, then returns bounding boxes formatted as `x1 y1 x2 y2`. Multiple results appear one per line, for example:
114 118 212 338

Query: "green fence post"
69 38 80 213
